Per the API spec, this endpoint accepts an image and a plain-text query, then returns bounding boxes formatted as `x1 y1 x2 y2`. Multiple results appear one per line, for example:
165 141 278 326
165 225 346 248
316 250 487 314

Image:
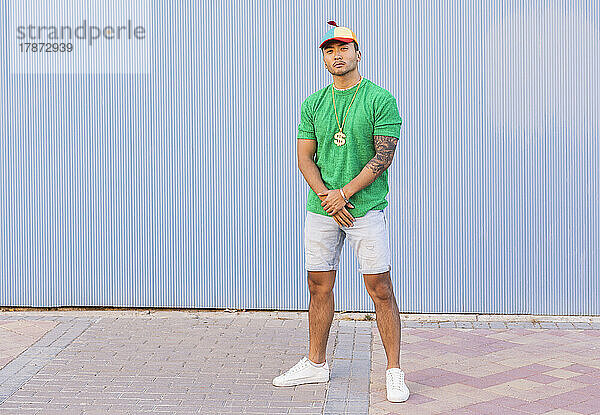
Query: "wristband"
339 187 349 203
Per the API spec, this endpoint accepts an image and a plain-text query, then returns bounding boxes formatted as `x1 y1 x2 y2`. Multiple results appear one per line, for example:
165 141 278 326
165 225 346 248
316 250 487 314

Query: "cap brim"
319 37 356 48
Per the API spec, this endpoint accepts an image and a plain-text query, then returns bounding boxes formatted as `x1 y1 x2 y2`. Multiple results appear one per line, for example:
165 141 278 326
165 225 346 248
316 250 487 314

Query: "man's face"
322 40 361 76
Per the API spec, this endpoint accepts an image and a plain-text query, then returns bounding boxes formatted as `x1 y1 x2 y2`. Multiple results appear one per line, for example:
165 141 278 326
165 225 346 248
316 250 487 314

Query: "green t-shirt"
297 78 402 218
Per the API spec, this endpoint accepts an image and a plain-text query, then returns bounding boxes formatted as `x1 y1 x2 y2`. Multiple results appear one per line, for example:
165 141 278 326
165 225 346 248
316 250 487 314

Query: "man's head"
321 39 361 76
319 21 361 77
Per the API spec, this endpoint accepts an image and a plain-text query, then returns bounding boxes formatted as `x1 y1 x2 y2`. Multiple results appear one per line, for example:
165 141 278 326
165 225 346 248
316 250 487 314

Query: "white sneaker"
386 368 410 402
272 357 330 387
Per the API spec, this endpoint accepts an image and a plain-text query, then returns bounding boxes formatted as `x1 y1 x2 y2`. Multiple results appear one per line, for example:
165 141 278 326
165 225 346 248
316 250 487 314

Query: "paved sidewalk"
0 310 599 414
370 322 600 415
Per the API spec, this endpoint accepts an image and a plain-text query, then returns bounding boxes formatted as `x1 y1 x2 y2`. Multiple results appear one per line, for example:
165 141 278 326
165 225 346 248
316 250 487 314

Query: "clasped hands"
317 189 355 227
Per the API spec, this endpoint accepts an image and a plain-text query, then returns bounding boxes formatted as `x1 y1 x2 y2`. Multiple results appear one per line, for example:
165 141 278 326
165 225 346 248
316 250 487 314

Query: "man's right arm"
297 138 355 227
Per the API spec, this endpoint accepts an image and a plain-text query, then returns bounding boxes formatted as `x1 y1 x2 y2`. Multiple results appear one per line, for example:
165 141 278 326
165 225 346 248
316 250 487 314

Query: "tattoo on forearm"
365 135 398 176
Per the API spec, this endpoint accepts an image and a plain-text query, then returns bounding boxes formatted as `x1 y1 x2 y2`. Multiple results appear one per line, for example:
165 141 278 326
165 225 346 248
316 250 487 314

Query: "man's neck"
332 70 362 90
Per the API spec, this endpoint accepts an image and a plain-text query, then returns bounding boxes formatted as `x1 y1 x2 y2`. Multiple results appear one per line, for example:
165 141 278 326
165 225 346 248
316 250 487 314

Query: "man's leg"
364 270 401 369
307 270 336 364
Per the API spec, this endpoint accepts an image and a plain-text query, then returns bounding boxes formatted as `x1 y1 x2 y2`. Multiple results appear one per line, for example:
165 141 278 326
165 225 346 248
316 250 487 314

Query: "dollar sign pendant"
334 131 346 146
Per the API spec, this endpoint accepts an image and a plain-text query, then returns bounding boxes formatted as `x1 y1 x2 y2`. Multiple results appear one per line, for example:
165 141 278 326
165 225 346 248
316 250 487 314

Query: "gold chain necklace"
332 77 363 146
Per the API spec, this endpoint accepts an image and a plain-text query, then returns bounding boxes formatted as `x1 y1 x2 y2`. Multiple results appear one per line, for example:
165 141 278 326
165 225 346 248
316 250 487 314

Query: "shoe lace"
390 370 404 389
287 357 310 374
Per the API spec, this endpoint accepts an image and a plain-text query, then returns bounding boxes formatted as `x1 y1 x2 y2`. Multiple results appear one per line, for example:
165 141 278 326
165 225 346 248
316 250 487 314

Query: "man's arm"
344 135 399 198
319 135 398 215
297 139 329 196
297 139 355 226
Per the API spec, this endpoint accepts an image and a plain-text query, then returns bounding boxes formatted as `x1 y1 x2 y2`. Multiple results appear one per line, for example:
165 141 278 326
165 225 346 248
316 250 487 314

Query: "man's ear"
357 51 362 62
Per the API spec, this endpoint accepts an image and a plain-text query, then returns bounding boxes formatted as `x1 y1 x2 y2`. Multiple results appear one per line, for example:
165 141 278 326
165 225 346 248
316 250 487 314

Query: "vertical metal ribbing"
0 0 598 314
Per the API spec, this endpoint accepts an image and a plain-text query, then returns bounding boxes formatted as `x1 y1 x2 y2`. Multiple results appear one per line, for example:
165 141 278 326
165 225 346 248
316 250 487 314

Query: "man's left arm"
319 135 398 215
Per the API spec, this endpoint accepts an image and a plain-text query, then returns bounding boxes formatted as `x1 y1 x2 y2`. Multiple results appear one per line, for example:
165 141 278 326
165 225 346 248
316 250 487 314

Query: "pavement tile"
570 374 600 385
527 389 592 408
525 372 563 384
462 400 531 414
563 397 600 415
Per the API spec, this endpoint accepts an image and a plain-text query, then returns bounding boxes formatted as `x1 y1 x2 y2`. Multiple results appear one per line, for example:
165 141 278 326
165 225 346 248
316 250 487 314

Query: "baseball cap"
319 21 359 49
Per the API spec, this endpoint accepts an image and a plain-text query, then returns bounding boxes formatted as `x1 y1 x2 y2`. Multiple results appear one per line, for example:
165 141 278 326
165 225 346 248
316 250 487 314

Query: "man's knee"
364 273 394 302
307 271 336 296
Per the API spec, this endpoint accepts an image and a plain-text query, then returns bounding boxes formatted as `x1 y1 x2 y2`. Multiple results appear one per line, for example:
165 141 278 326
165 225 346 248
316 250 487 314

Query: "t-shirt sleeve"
373 94 402 138
297 99 316 140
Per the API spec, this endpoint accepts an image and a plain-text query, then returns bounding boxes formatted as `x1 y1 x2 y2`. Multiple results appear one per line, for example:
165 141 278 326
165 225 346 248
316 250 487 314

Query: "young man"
272 22 410 403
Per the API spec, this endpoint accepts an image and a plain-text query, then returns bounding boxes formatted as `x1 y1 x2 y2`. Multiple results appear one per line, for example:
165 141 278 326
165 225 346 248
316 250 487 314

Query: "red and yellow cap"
319 21 358 49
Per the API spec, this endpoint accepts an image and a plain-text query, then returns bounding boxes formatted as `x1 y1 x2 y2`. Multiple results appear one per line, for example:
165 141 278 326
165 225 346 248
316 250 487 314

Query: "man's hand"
331 206 356 227
317 191 355 226
318 189 355 216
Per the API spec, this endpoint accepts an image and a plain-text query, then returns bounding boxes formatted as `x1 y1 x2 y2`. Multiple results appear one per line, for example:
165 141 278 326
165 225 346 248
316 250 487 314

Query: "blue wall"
1 0 599 314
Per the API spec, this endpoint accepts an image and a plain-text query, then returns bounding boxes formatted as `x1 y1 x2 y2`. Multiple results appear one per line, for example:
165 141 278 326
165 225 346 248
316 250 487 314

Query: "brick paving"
370 321 600 415
0 311 332 414
324 320 371 415
0 318 94 404
0 311 599 414
0 320 58 368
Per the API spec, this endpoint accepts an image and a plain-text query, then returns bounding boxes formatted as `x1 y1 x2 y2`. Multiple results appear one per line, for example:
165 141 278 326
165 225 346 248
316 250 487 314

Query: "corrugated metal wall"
1 1 599 314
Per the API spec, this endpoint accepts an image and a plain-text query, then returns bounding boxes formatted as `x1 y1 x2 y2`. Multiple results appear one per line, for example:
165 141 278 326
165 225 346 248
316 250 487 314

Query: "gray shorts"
304 209 391 275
